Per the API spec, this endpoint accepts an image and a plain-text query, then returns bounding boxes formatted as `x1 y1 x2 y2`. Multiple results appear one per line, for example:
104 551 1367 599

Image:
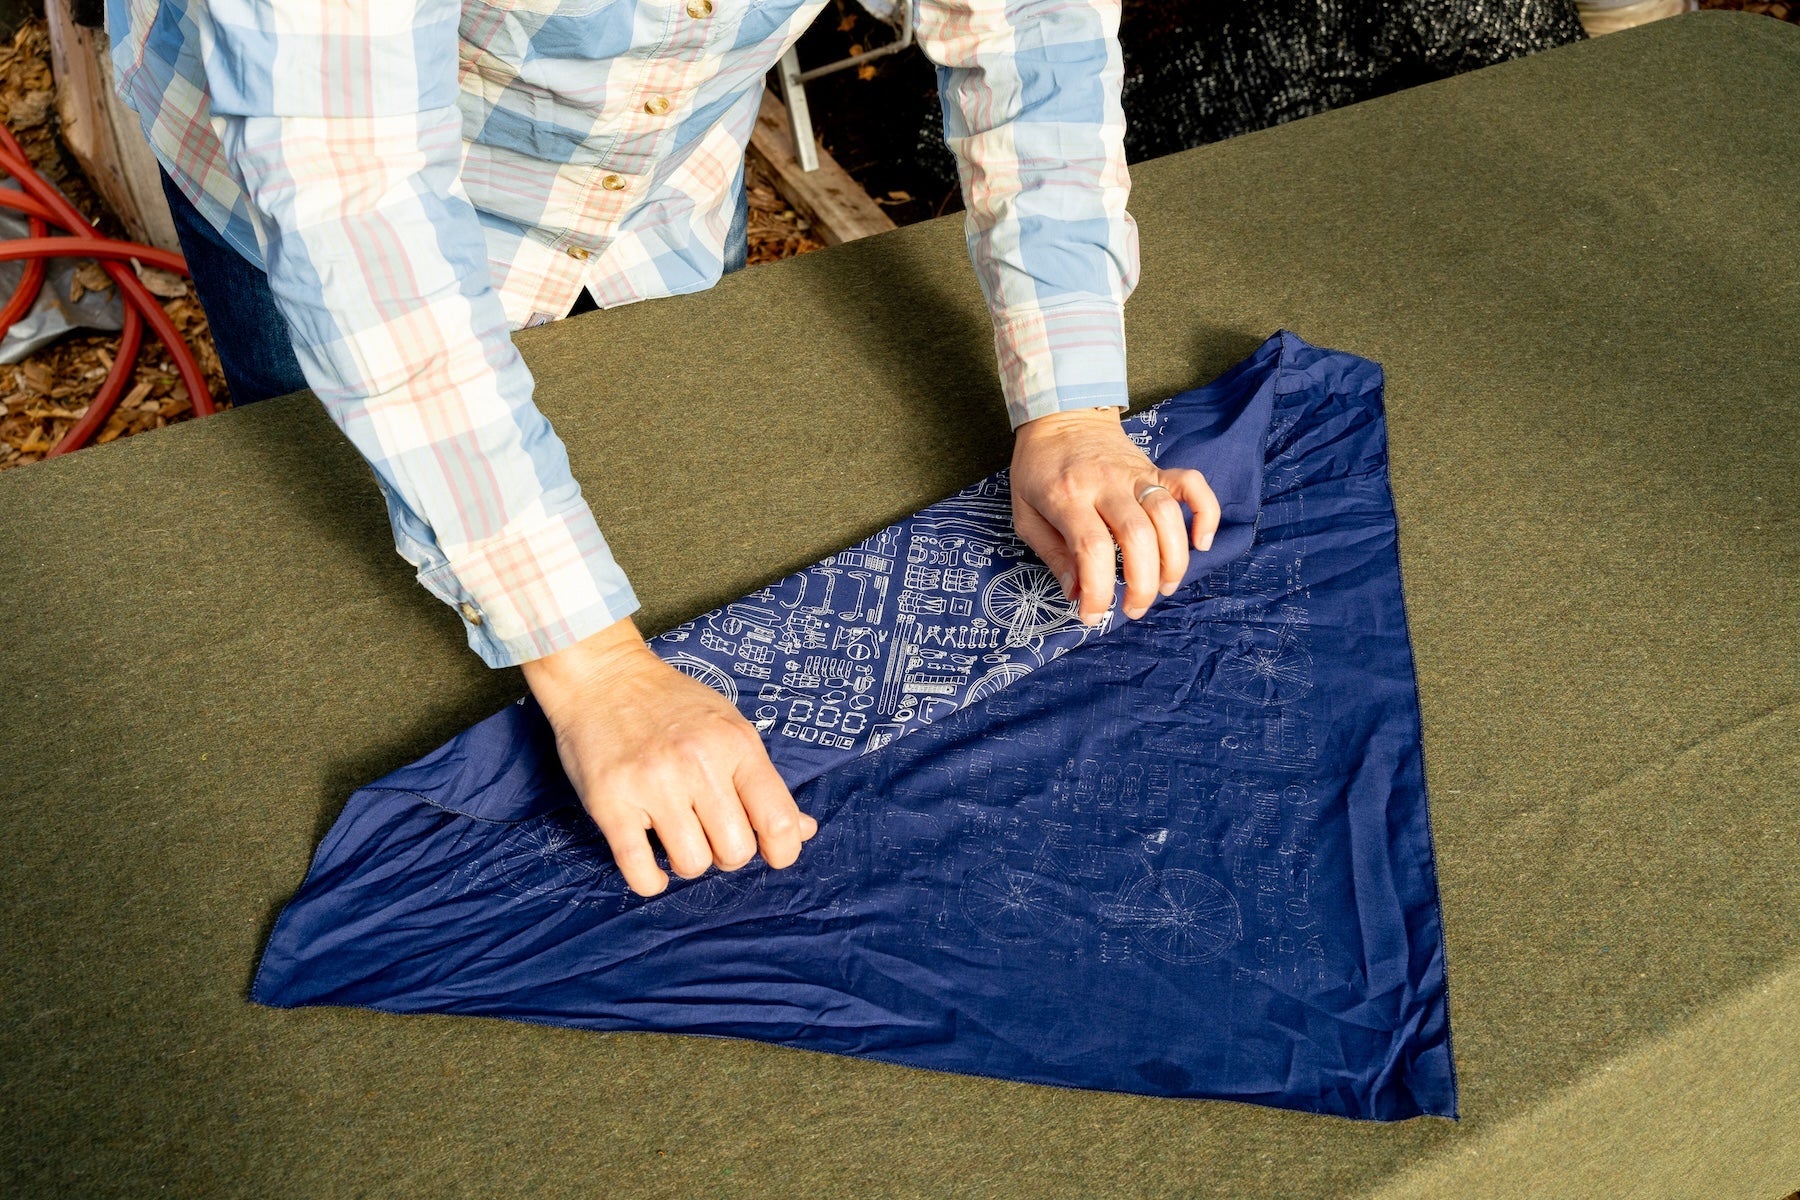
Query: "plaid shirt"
108 0 1138 667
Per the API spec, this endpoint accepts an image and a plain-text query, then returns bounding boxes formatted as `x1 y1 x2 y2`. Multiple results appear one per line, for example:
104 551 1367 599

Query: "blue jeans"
161 172 752 405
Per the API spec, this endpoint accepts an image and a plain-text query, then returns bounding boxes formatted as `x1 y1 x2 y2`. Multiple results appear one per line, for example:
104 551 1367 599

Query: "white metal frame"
776 2 916 173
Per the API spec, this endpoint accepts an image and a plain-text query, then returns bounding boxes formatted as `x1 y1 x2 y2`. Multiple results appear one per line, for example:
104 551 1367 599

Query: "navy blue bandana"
253 333 1457 1121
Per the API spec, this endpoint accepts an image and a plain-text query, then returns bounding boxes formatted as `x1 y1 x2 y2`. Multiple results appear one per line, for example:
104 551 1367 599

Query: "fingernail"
1159 582 1177 597
1199 530 1215 552
1126 606 1146 620
1058 573 1074 597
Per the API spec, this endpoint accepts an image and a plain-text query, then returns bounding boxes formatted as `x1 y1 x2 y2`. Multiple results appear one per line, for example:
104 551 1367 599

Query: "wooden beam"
45 0 181 252
746 89 896 248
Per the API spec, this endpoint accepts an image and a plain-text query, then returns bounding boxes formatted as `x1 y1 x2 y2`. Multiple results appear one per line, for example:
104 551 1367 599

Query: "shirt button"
459 602 483 627
601 174 627 191
643 95 671 116
686 0 712 16
566 245 591 260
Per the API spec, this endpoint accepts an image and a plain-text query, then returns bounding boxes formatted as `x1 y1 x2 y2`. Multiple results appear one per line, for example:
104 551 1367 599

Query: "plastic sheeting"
253 332 1457 1121
1117 0 1585 162
0 182 124 364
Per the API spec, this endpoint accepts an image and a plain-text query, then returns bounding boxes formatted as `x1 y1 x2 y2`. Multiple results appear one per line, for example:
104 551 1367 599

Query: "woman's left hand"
1010 407 1221 626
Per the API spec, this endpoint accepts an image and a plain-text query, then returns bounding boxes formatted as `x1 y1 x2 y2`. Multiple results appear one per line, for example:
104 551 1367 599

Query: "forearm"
218 110 639 664
199 0 637 665
919 0 1139 427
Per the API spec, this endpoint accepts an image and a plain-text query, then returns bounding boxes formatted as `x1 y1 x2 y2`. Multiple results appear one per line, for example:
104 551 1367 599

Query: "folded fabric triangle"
253 332 1457 1121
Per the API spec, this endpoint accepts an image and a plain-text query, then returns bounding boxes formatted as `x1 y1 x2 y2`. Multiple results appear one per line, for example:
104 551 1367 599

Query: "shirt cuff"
992 301 1131 428
414 506 641 668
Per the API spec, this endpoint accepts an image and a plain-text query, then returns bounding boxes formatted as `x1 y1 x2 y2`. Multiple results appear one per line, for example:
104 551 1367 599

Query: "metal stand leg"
777 48 820 173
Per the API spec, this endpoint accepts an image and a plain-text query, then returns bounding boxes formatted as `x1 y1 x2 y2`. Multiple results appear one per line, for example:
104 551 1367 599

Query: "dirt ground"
1 2 1792 471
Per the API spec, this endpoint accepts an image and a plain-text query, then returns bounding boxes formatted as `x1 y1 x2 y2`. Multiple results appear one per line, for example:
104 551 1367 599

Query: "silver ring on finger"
1136 483 1171 505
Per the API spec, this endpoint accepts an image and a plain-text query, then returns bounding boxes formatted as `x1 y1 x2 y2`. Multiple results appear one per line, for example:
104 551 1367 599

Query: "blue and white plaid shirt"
108 0 1138 666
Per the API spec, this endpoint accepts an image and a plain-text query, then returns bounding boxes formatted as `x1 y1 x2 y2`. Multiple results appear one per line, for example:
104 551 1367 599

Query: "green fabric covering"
2 11 1795 1196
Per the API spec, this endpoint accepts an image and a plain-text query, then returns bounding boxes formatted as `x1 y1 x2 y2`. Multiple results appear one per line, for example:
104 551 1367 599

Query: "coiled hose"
0 121 213 457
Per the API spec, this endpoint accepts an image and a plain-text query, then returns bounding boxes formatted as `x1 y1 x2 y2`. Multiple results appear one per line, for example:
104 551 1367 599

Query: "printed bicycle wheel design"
965 661 1031 704
982 564 1077 639
665 652 739 704
1211 626 1313 706
961 856 1072 944
1112 869 1241 964
485 808 621 904
665 868 762 917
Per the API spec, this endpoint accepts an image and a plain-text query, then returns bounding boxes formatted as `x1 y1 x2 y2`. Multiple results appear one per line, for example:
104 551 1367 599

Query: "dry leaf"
73 261 113 295
8 87 52 128
837 14 857 31
856 64 878 82
133 264 189 299
21 362 53 394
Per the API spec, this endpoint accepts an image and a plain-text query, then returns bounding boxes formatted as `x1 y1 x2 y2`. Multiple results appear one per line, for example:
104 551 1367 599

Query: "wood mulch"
0 20 228 471
1698 0 1794 18
746 154 827 266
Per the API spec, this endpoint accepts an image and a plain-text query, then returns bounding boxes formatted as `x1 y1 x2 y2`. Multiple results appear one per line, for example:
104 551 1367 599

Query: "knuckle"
1045 475 1086 507
670 729 712 761
1073 531 1113 559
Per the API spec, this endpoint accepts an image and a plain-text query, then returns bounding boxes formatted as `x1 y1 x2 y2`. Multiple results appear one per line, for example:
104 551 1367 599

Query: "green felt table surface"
3 11 1797 1198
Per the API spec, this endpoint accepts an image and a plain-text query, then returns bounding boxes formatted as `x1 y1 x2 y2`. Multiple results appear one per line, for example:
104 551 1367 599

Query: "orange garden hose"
0 121 214 457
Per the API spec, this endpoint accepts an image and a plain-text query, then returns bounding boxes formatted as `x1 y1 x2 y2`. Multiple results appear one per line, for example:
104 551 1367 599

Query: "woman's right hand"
521 617 817 896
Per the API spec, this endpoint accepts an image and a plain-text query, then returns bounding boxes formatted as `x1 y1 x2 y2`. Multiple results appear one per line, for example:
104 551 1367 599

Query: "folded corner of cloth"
251 331 1458 1123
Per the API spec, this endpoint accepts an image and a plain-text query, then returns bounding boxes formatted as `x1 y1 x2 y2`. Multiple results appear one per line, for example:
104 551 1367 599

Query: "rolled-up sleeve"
196 0 638 666
918 0 1139 428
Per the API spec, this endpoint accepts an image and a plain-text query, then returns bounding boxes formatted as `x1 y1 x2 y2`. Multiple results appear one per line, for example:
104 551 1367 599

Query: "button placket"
637 2 712 134
565 0 714 262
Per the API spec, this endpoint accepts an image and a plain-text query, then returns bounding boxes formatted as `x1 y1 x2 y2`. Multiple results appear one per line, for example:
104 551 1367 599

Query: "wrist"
1015 405 1126 449
520 615 649 703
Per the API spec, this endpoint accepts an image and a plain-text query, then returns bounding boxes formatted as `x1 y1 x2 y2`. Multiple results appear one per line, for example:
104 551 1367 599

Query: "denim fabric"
723 176 750 275
161 171 306 406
